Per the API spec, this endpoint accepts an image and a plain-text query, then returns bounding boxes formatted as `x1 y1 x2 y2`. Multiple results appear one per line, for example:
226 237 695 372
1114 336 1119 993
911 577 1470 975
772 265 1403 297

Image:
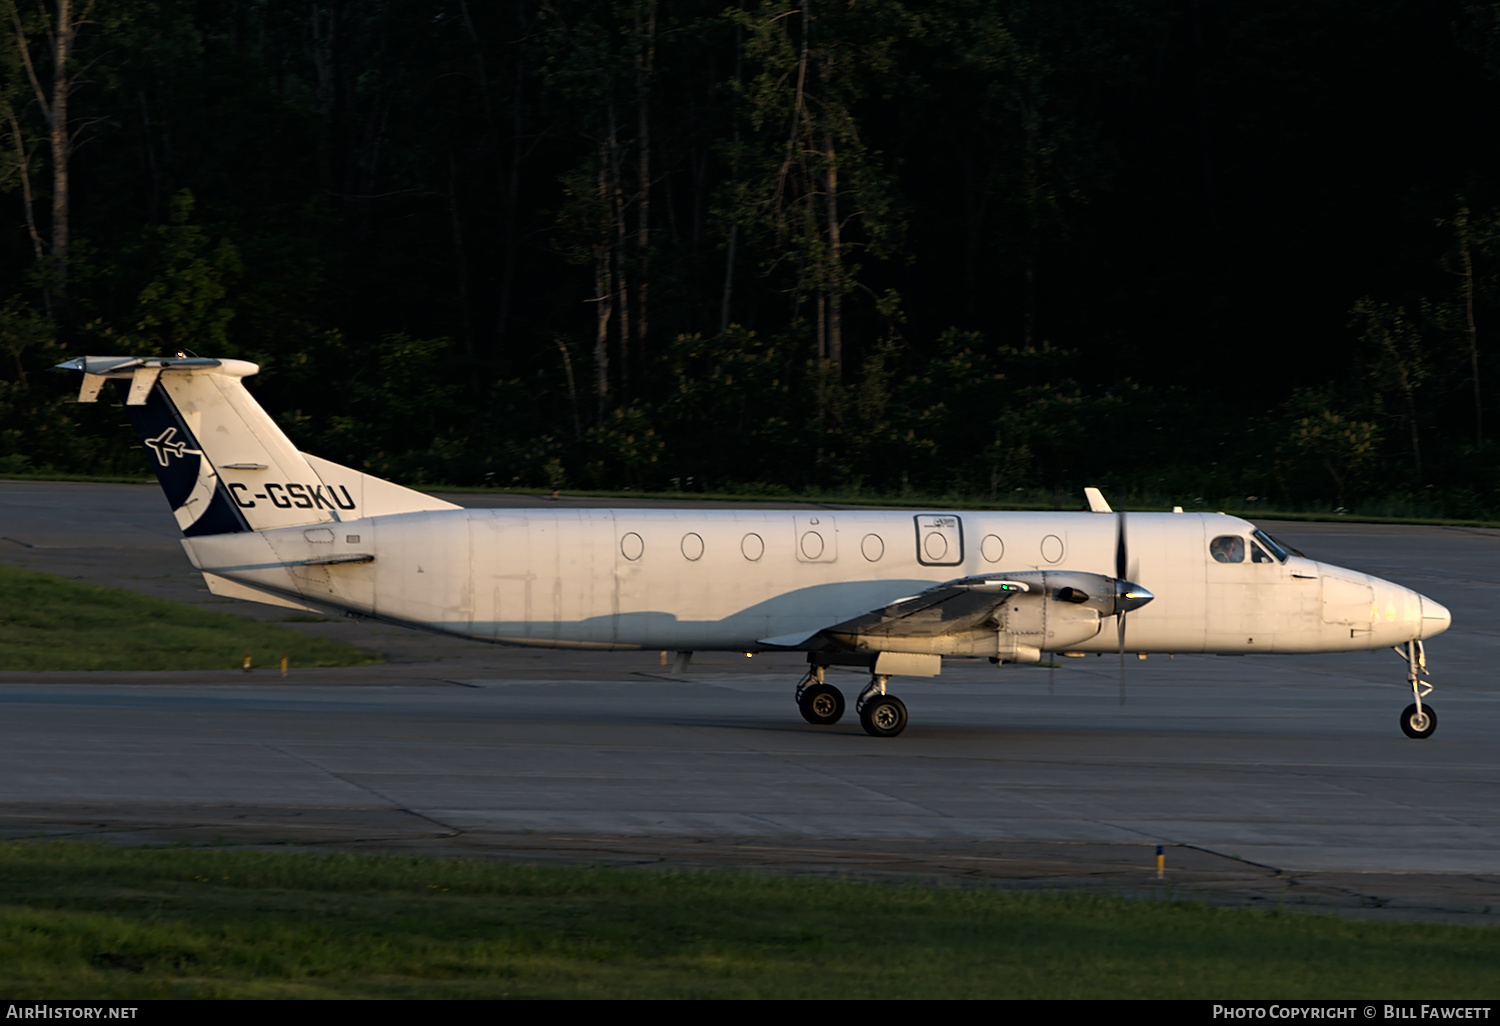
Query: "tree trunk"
594 159 612 425
308 3 335 195
633 1 655 363
446 151 471 354
607 102 631 402
1378 325 1423 482
720 224 737 333
4 107 45 266
720 17 743 333
556 338 582 442
496 1 527 358
138 91 164 225
962 151 984 325
1463 242 1482 446
824 131 841 377
49 0 70 294
9 0 89 306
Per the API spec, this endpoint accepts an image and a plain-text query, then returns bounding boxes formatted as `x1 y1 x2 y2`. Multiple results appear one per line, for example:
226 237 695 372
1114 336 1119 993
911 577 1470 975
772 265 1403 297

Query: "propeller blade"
1118 611 1127 706
1116 508 1128 705
1115 510 1128 581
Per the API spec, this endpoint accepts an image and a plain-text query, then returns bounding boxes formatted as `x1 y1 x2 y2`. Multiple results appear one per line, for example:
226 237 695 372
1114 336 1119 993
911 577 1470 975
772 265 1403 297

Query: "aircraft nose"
1419 594 1451 639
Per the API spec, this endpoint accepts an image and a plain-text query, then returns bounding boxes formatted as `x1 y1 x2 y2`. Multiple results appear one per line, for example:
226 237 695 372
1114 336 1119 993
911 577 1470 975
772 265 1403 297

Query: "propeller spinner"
1114 579 1155 615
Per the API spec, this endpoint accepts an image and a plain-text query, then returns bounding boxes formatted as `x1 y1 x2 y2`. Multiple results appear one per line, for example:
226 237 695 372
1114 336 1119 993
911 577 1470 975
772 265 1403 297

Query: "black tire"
798 683 845 725
859 694 908 737
1400 702 1437 740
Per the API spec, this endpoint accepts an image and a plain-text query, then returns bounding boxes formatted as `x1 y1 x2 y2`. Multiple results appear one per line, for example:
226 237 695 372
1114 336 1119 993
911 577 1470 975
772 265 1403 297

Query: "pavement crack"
260 744 462 839
1179 843 1285 874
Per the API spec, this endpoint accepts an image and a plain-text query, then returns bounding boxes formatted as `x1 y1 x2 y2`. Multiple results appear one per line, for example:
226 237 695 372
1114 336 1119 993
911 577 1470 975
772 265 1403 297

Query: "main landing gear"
1396 640 1436 740
795 666 846 725
794 663 909 737
857 675 908 737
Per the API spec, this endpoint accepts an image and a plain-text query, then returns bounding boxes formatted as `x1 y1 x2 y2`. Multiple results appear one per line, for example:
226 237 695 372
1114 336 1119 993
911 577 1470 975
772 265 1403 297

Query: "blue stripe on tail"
112 378 252 537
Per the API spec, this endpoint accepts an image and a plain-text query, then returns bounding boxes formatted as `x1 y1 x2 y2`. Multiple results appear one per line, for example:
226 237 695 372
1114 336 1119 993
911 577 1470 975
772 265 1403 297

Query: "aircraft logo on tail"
143 427 195 467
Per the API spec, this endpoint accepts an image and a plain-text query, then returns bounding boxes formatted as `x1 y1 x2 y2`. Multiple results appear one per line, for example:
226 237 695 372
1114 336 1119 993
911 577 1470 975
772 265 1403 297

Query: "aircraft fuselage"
181 507 1449 657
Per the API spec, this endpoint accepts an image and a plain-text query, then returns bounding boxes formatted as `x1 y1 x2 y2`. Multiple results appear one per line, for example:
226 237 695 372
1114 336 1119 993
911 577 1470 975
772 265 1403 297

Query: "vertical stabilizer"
58 356 450 535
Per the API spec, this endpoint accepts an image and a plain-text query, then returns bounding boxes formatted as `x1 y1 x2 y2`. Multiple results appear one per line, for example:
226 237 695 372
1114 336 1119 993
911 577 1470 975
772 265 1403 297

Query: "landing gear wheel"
798 683 845 725
859 694 908 738
1400 703 1437 740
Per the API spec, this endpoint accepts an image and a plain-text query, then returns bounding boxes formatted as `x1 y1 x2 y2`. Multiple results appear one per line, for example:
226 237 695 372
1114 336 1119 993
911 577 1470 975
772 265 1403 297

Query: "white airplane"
58 355 1452 739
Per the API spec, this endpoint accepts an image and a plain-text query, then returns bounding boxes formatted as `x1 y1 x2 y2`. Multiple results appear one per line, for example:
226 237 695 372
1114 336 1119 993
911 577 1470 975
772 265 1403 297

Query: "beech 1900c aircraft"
59 355 1453 739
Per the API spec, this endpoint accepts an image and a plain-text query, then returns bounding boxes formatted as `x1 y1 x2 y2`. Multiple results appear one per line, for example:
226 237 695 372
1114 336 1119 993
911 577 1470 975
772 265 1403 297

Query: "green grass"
0 842 1496 998
0 565 380 671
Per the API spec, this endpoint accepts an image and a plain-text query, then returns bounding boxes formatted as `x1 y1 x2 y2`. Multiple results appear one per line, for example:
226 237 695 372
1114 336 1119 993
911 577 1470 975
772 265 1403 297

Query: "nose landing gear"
1396 640 1436 740
1400 702 1436 740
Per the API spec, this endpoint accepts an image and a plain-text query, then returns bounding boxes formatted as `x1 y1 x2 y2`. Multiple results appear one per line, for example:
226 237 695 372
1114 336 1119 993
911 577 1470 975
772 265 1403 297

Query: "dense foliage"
3 1 1500 513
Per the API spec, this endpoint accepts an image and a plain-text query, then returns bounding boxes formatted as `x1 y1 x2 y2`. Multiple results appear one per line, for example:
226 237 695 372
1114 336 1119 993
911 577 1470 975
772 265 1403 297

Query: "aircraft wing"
756 577 1033 650
759 570 1143 661
821 576 1034 639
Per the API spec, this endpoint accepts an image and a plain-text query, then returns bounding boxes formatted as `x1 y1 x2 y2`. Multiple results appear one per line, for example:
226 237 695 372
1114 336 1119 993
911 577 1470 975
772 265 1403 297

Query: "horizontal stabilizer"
201 571 321 613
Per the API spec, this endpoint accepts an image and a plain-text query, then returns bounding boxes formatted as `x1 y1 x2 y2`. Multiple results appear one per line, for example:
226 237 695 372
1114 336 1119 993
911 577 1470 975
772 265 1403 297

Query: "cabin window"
620 532 644 561
1210 535 1245 563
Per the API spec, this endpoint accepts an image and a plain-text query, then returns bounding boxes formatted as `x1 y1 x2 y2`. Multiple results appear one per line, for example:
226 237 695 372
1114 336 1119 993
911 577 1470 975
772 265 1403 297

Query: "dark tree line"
3 0 1500 515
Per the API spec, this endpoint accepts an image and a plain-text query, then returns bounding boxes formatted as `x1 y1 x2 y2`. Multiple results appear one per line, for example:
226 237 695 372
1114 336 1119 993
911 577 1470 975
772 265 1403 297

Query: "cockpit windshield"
1252 528 1289 563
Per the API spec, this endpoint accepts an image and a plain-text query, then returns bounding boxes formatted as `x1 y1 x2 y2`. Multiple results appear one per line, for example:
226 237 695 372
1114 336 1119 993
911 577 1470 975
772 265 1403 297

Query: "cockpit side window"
1210 535 1245 563
1251 528 1289 563
1250 541 1275 563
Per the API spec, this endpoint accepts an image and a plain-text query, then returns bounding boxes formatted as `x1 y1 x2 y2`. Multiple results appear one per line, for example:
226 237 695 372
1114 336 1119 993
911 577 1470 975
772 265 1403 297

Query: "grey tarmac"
1 480 1498 924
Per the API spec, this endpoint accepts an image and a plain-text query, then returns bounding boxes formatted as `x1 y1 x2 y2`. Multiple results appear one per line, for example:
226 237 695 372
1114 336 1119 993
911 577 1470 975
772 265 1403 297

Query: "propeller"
1112 506 1156 705
1116 509 1128 705
1045 570 1055 695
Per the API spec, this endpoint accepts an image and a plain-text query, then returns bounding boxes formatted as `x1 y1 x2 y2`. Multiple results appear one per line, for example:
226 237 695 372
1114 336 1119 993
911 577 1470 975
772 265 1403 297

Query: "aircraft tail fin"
58 356 458 535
